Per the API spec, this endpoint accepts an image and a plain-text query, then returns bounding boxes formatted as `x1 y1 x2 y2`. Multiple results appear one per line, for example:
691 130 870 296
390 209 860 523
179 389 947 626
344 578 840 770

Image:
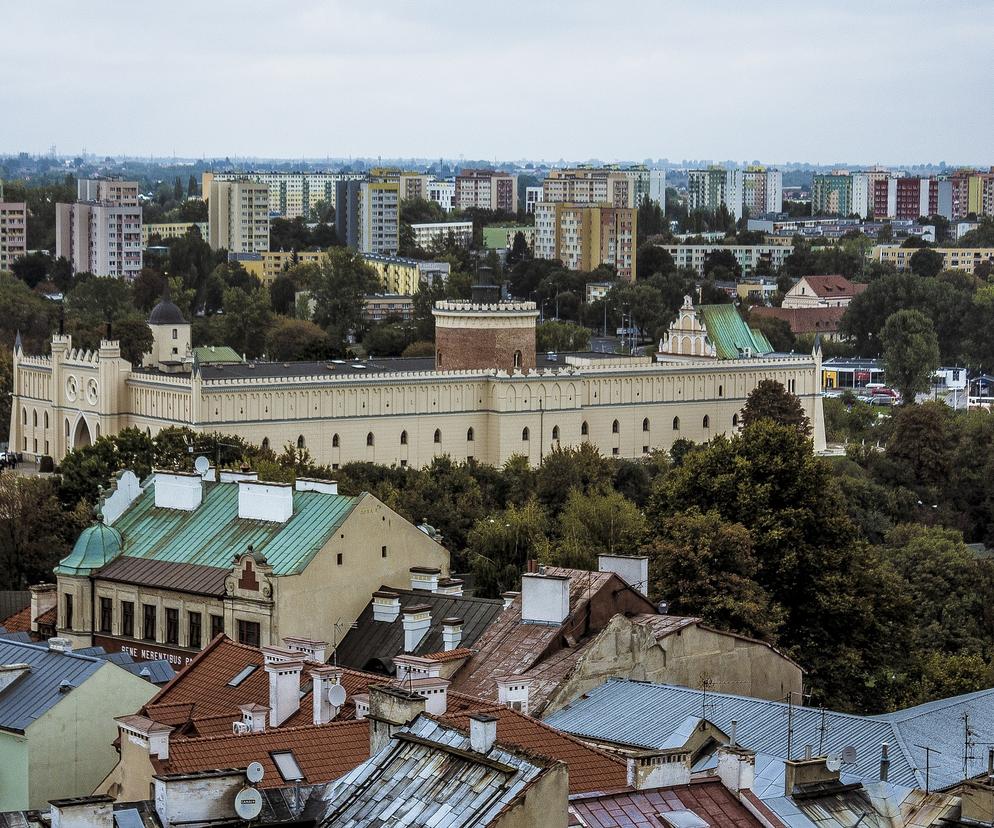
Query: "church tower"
144 287 191 371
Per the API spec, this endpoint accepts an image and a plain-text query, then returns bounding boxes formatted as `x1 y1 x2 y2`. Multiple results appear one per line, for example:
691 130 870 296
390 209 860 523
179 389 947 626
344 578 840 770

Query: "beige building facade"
208 179 270 253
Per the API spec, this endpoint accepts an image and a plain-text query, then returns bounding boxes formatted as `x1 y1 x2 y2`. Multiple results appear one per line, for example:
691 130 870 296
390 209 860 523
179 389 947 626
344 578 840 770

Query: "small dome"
149 298 186 325
56 521 123 576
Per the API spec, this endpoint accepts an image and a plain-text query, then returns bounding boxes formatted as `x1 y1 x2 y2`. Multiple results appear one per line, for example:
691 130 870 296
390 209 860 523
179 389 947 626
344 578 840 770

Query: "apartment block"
410 221 473 250
741 167 783 216
55 179 143 278
428 179 455 212
455 169 518 212
141 222 207 246
543 168 634 208
687 167 744 219
525 186 544 213
937 170 994 219
871 245 994 275
872 176 937 220
363 293 415 322
534 202 637 281
359 176 400 256
207 180 269 253
0 199 27 271
362 253 451 294
229 250 325 285
659 243 793 277
335 179 362 249
811 173 854 217
203 170 366 219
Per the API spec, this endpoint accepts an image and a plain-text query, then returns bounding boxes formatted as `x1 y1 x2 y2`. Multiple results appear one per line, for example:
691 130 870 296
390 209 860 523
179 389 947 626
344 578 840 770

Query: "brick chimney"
409 566 441 592
501 591 519 610
238 480 293 523
237 703 268 734
520 572 570 624
368 685 426 756
311 665 344 725
626 750 692 789
294 477 338 495
265 656 304 727
442 617 463 650
435 578 464 596
372 591 401 623
154 470 203 511
716 745 756 793
497 676 533 715
29 583 56 633
784 755 840 797
283 637 328 663
50 795 114 828
402 604 431 652
598 554 649 595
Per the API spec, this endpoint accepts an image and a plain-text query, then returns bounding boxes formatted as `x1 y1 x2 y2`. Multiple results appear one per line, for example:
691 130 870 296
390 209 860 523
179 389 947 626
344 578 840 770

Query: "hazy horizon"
3 1 991 166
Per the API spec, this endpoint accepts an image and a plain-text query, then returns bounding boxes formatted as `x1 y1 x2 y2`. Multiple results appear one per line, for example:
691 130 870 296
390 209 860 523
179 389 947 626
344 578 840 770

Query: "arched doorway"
72 417 92 450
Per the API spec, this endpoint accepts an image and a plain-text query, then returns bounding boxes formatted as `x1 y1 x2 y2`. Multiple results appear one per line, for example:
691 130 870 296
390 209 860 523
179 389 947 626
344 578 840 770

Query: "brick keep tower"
432 297 539 374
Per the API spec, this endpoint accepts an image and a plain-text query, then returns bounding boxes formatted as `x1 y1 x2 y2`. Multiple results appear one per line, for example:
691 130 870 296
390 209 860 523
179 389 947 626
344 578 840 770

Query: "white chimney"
598 554 650 595
0 664 31 694
219 468 259 483
501 591 519 610
716 745 756 793
627 750 692 789
353 693 370 720
497 676 532 715
154 470 203 511
238 703 268 733
394 654 441 682
311 666 344 725
409 566 441 592
265 657 304 727
50 795 114 828
520 573 570 624
402 605 431 652
470 714 497 754
115 716 173 760
295 477 338 495
239 480 294 523
29 583 57 633
435 578 464 596
442 617 463 650
409 676 449 715
48 637 73 654
372 591 401 623
261 645 297 665
283 637 329 663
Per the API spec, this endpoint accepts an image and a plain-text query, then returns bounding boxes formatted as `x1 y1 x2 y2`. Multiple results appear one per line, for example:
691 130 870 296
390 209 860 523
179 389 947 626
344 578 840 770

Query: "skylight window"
659 810 709 828
272 750 304 782
227 665 258 687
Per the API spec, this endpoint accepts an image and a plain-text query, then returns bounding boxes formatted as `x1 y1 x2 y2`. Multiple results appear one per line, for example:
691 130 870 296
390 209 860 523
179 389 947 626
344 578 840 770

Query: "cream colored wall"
94 726 157 802
0 731 29 811
492 763 569 828
26 663 157 809
275 493 449 645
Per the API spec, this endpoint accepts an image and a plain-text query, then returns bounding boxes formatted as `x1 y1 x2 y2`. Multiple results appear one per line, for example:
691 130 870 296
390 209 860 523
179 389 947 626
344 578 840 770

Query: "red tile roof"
35 607 56 627
0 606 31 633
441 704 628 795
750 306 846 335
799 275 863 297
569 777 767 828
421 647 473 663
153 719 370 788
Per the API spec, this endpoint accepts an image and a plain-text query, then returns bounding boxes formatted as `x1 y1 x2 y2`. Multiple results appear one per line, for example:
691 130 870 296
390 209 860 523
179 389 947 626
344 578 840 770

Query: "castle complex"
9 294 826 467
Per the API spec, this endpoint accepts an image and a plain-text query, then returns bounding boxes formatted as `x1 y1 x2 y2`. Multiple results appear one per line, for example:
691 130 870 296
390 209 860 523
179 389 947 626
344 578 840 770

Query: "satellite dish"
327 683 347 707
234 787 263 820
194 455 210 476
826 755 843 772
841 746 858 764
246 761 265 784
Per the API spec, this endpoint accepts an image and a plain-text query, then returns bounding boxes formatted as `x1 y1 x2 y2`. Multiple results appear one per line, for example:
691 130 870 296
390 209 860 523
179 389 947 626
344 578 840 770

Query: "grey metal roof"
545 679 994 792
0 639 106 733
333 587 503 672
74 647 177 685
309 714 549 827
0 631 33 643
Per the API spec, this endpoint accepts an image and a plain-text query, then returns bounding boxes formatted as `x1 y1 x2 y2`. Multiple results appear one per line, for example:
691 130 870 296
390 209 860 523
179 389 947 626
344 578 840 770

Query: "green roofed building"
52 469 448 665
482 224 535 252
192 345 243 365
659 295 774 360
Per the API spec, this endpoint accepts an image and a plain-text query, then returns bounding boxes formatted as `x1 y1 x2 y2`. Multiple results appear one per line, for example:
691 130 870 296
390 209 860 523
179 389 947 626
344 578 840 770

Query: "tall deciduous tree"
881 309 940 405
909 248 944 278
740 379 810 434
467 499 550 597
309 248 378 350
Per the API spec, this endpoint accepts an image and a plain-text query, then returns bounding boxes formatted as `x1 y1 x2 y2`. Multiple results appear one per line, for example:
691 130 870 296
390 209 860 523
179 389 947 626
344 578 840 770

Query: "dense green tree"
221 286 272 358
881 309 940 404
507 231 529 266
909 247 944 278
0 346 11 442
269 274 298 315
748 314 795 352
264 318 332 361
11 252 50 288
552 490 648 571
114 318 155 365
363 321 415 357
535 443 614 514
740 379 810 434
536 321 590 353
0 273 58 352
636 244 675 279
467 499 550 597
702 249 742 280
309 248 378 349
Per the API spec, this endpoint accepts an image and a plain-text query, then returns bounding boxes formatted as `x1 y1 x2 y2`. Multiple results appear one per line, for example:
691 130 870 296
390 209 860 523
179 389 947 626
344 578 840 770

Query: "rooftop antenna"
700 673 716 721
784 691 796 761
963 712 976 781
914 743 941 794
817 707 828 754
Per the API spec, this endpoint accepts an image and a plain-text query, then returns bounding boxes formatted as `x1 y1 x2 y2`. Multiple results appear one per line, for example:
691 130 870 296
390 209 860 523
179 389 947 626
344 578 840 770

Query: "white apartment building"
360 180 400 256
741 168 782 216
660 243 793 277
203 171 366 219
208 180 270 253
55 180 143 279
410 221 473 250
428 179 455 212
525 186 544 213
688 167 745 220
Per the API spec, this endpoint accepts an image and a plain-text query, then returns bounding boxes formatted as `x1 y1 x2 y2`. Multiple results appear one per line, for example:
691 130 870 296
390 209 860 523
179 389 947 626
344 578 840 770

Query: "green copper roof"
482 225 530 250
56 522 124 576
699 305 774 360
193 345 243 364
107 482 359 576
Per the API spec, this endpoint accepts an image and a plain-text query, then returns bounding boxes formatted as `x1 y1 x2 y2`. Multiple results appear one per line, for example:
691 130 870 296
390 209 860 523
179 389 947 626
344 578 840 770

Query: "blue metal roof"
0 640 105 733
545 679 994 791
103 481 359 576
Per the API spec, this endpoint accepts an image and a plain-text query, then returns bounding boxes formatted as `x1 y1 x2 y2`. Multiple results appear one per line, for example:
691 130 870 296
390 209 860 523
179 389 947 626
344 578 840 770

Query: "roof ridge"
380 585 503 606
495 706 628 766
0 638 104 664
172 717 367 746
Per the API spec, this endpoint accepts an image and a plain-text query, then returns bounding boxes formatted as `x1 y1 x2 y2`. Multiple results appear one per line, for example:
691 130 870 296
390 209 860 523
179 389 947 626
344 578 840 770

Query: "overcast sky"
2 1 991 165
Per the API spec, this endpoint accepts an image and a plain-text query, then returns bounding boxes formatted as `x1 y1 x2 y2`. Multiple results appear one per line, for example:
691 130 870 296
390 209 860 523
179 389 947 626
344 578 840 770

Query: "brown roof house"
750 306 848 340
449 557 802 717
781 275 867 309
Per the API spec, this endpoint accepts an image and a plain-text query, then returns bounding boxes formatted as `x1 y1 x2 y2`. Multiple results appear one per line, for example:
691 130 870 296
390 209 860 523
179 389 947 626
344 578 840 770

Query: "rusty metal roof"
96 556 229 596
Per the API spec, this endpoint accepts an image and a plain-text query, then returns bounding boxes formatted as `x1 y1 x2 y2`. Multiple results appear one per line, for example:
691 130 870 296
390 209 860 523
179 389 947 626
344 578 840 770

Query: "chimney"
283 637 329 663
435 577 464 596
526 559 538 573
598 554 649 595
353 693 370 720
311 666 344 725
115 716 173 760
402 604 431 652
295 477 338 495
410 566 441 592
219 468 258 483
408 676 449 715
716 745 756 793
265 657 304 727
520 572 570 624
627 750 692 790
372 591 401 623
261 645 297 664
785 756 840 797
0 664 31 694
730 720 738 746
153 470 203 511
880 743 890 782
239 480 294 523
394 654 441 682
48 637 73 654
29 583 57 632
501 591 520 610
237 703 268 734
497 676 532 715
470 714 498 754
50 795 114 828
442 617 463 650
368 685 425 756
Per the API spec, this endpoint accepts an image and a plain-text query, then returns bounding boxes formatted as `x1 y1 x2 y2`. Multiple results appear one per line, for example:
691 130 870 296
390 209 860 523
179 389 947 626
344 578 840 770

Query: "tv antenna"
914 743 941 794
